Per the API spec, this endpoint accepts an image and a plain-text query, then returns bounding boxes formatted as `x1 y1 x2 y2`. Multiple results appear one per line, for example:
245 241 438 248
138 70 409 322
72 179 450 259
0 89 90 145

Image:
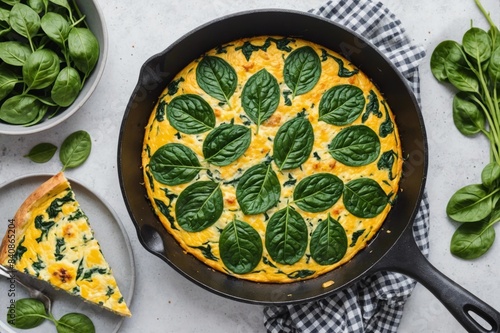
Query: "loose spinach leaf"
56 313 95 333
452 92 485 136
51 67 82 107
265 206 308 265
0 8 10 36
273 116 314 170
0 66 19 100
23 48 60 90
343 178 388 218
482 162 500 189
40 11 70 47
328 125 381 166
462 27 492 63
3 0 23 6
167 94 215 134
68 27 99 78
319 84 365 125
9 3 40 44
488 45 500 82
293 173 343 212
203 123 251 166
310 214 348 265
458 198 500 254
59 130 91 170
236 163 281 215
430 40 465 82
446 183 494 222
28 0 45 14
150 143 202 185
49 0 72 17
0 41 31 66
241 68 280 131
175 181 223 232
450 218 495 259
196 55 237 105
489 26 500 51
23 102 48 126
219 219 263 274
0 94 41 125
9 298 47 329
445 61 480 93
24 142 57 163
283 46 321 98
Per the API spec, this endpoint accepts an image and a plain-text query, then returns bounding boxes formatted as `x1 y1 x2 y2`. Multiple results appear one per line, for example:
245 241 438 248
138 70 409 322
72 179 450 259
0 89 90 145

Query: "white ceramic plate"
0 174 135 332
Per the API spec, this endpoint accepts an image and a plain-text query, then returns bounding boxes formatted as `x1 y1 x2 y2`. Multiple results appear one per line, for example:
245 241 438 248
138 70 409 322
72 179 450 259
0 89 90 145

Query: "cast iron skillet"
117 9 500 332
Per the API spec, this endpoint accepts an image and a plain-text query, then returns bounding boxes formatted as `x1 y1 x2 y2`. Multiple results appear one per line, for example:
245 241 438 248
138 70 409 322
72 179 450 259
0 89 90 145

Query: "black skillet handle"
372 224 500 333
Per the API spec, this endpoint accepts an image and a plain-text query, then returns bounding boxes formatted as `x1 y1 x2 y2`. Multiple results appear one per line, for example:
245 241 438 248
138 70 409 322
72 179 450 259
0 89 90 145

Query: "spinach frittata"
142 36 403 283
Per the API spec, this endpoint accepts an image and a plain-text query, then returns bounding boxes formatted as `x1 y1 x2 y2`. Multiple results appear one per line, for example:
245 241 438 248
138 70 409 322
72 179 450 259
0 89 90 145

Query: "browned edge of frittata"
0 172 67 263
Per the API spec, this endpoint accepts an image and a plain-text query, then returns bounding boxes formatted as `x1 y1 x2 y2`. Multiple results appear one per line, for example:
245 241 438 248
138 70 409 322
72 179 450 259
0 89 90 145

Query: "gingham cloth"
263 1 429 332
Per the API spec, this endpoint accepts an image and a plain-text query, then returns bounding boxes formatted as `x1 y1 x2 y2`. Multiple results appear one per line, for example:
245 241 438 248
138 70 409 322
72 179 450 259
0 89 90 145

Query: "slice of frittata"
0 172 131 317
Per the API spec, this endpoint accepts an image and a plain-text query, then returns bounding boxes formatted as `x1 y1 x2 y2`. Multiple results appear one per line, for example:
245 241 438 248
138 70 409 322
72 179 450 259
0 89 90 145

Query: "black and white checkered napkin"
263 1 430 332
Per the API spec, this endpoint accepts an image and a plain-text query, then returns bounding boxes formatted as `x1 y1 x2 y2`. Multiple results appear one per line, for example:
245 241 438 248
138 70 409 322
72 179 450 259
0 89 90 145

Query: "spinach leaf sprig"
431 0 500 259
0 0 99 126
25 130 92 170
8 298 95 333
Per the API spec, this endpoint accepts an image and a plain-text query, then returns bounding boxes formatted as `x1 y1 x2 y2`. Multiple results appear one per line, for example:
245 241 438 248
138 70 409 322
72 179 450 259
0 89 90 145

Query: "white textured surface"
1 0 500 332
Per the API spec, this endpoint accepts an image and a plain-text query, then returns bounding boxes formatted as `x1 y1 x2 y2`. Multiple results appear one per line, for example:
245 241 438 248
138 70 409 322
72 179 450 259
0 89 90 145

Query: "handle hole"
140 225 165 254
467 309 494 332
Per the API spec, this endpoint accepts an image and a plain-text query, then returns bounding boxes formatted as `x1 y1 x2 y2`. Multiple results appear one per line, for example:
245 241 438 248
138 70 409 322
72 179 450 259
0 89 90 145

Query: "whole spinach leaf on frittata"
283 46 321 99
196 55 237 105
149 143 203 185
175 181 223 232
203 123 251 166
265 205 308 265
241 68 280 132
310 214 348 265
236 163 281 215
219 219 263 274
273 116 314 170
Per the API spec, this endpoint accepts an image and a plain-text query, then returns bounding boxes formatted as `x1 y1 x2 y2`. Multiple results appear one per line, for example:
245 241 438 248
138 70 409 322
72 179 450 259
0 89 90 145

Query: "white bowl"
0 0 108 135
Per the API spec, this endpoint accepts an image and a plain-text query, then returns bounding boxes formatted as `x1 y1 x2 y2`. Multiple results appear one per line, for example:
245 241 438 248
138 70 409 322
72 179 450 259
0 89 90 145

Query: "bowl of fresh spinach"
0 0 108 135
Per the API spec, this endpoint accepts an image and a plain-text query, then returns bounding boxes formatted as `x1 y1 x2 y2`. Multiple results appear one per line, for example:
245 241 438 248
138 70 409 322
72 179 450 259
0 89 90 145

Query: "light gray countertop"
1 0 500 332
